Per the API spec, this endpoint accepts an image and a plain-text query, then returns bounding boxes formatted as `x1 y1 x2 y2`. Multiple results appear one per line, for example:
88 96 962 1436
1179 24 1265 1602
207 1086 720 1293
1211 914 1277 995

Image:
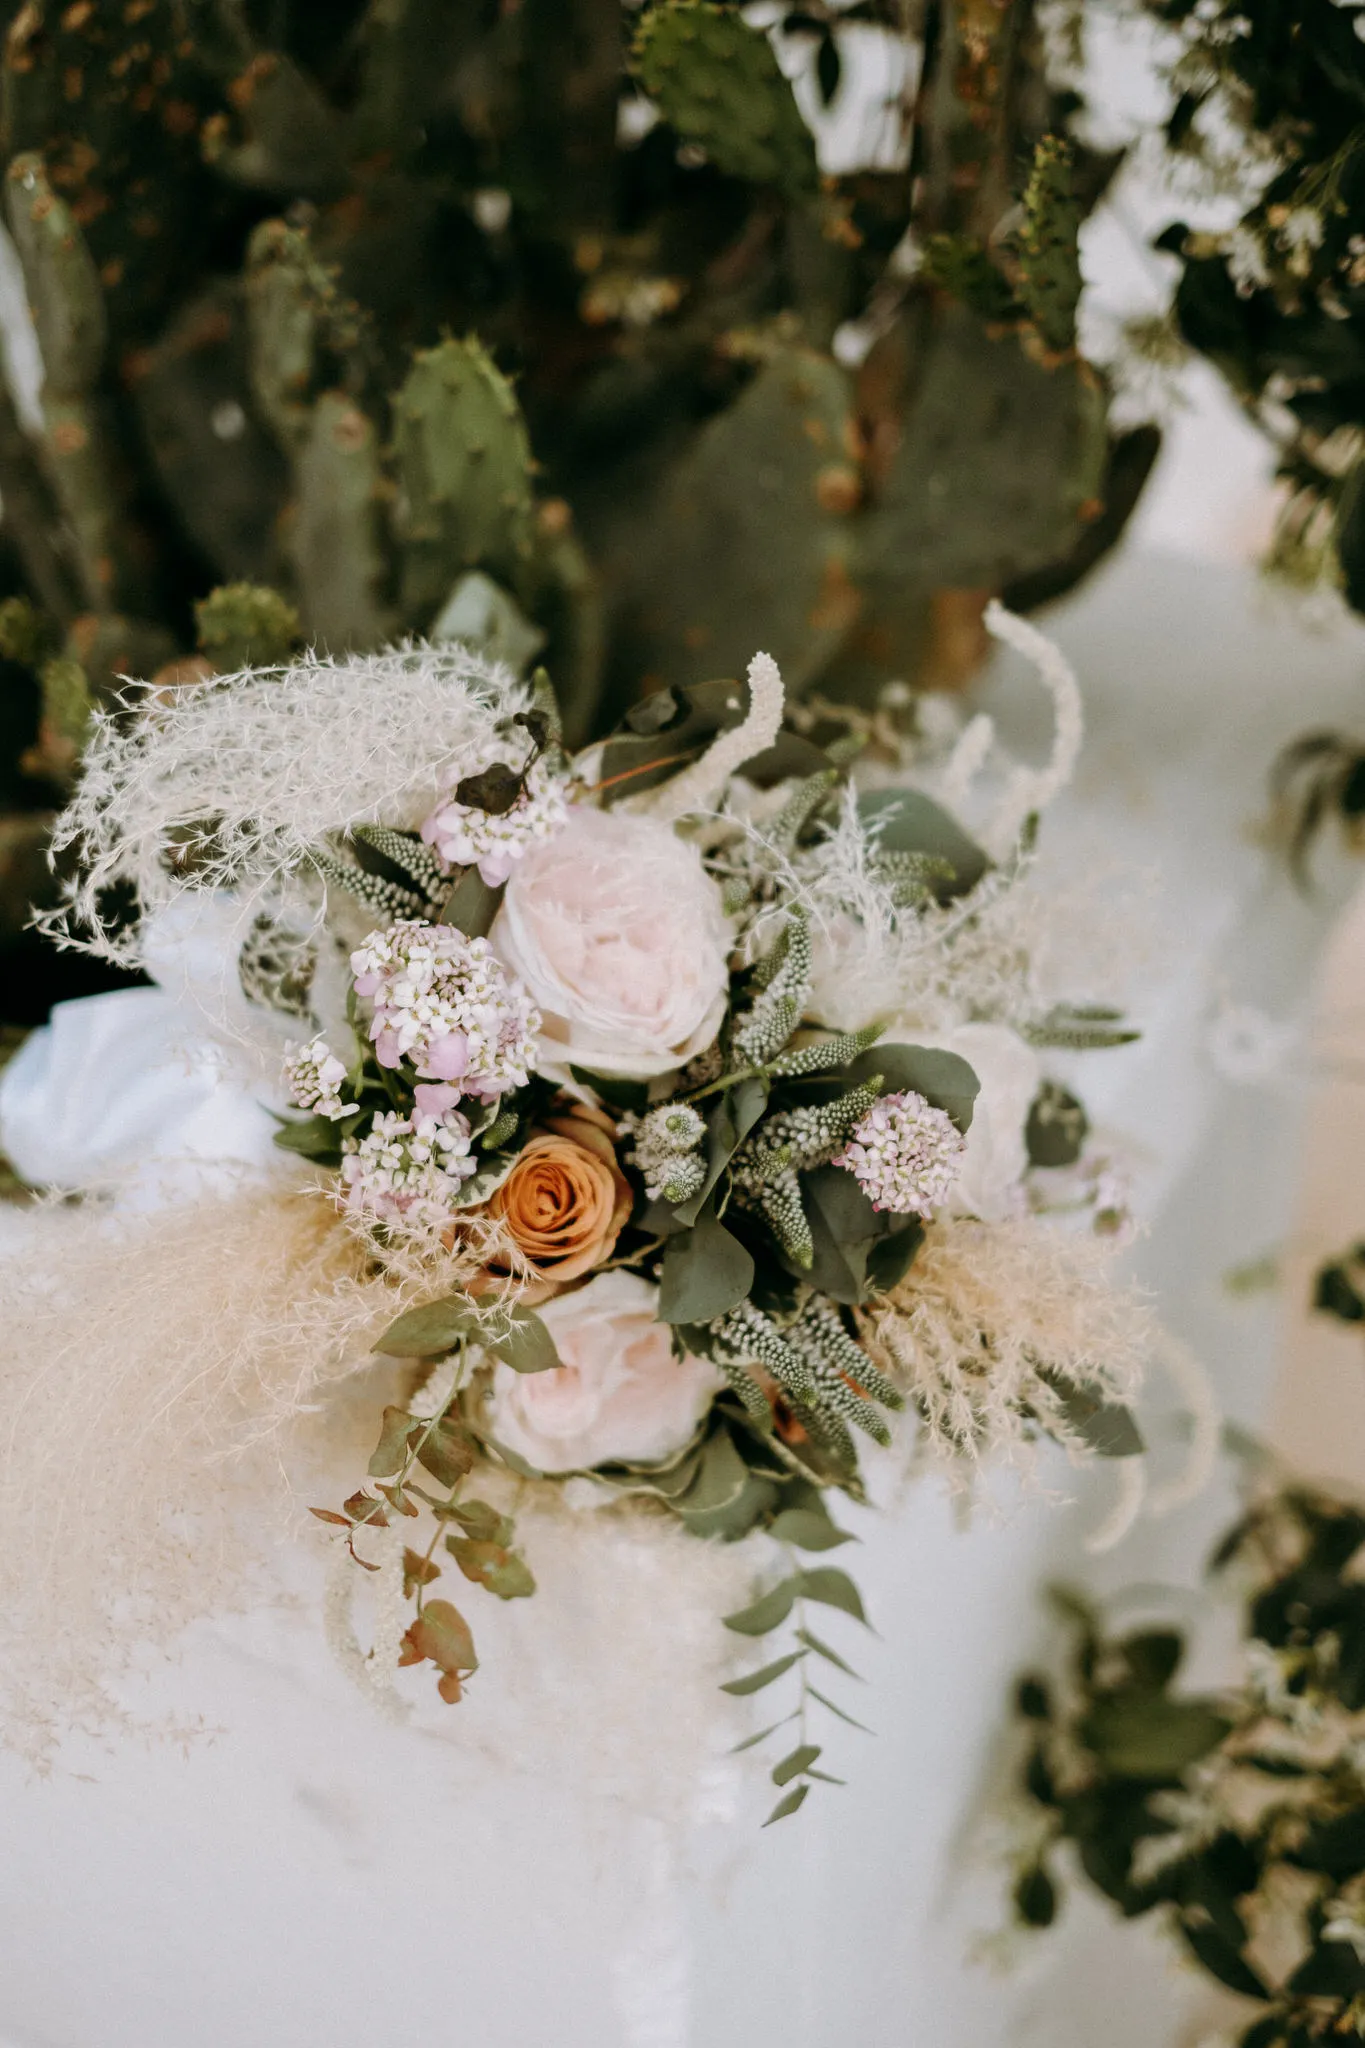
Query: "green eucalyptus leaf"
843 1042 980 1135
858 788 989 900
1080 1694 1231 1779
271 1113 345 1164
763 1781 810 1825
439 866 505 936
720 1650 807 1697
865 1219 925 1295
374 1295 475 1358
796 1626 862 1677
797 1567 868 1625
673 1426 778 1540
367 1405 419 1478
673 1078 769 1228
806 1683 872 1731
1025 1080 1089 1169
732 1718 792 1753
659 1210 755 1324
724 1575 802 1636
443 1498 515 1545
484 1305 560 1374
772 1742 822 1786
1046 1373 1145 1458
445 1535 536 1599
414 1413 478 1488
768 1508 856 1551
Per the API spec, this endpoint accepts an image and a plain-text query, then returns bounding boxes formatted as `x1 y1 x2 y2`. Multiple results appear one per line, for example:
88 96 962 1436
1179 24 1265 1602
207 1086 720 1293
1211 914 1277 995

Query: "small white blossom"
833 1090 965 1216
341 1108 478 1234
420 749 569 886
350 919 539 1098
284 1036 356 1120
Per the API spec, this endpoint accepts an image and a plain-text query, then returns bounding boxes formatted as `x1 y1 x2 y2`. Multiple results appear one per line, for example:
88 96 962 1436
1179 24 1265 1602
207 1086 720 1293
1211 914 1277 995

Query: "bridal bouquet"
4 608 1156 1811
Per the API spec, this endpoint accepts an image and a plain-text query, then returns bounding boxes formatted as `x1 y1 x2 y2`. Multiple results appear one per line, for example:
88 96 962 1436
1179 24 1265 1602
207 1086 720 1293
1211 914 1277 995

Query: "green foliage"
1140 0 1365 613
1014 137 1084 356
1314 1243 1365 1325
1011 1488 1365 2045
632 3 819 199
195 582 301 671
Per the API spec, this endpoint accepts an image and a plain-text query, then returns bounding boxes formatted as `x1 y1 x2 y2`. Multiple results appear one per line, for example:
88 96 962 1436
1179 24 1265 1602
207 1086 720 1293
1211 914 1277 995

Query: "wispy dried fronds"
0 1185 500 1756
859 1217 1151 1475
42 642 523 967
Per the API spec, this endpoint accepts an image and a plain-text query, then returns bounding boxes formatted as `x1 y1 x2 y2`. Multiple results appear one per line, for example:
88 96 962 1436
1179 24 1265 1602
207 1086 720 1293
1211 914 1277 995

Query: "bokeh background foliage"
0 0 1161 1016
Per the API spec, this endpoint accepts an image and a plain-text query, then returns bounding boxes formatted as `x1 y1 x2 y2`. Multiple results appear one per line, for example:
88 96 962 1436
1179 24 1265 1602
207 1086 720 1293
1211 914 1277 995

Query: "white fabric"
0 892 288 1202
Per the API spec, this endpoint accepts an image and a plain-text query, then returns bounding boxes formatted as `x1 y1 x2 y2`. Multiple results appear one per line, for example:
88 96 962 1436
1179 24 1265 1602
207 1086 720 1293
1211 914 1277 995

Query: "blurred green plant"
0 0 1162 999
1011 1488 1365 2045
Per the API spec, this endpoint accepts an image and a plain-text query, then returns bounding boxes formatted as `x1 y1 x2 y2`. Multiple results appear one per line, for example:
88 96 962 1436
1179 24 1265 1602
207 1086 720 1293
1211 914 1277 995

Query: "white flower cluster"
420 750 569 886
628 1102 707 1202
833 1090 965 1217
350 920 539 1097
284 1036 356 1121
341 1108 477 1233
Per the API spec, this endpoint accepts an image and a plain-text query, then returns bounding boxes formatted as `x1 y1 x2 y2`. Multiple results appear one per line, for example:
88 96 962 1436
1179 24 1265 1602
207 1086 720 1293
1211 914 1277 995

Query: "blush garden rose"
492 806 732 1079
485 1269 720 1473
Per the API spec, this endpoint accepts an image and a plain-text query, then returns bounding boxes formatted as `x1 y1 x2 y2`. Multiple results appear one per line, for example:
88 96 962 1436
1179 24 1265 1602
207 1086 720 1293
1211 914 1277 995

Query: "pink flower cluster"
834 1089 965 1216
421 751 569 886
341 1107 478 1233
349 920 538 1099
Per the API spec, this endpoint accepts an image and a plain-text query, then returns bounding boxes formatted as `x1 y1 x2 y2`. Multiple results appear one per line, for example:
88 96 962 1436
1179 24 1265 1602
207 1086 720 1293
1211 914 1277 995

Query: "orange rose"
489 1103 632 1291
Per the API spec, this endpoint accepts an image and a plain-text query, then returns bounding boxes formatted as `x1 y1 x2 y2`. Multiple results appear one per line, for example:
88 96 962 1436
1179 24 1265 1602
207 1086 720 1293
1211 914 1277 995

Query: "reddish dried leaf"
402 1546 442 1598
342 1490 389 1527
309 1507 352 1527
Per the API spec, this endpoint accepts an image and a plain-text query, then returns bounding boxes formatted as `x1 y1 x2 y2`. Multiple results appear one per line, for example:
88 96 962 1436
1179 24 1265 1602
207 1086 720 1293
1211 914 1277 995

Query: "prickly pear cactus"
633 2 819 198
0 0 1156 1009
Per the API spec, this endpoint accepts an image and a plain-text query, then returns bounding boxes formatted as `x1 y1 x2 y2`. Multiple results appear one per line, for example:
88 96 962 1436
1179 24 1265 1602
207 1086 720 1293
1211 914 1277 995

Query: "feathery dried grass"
860 1217 1152 1476
0 1187 503 1756
42 642 523 967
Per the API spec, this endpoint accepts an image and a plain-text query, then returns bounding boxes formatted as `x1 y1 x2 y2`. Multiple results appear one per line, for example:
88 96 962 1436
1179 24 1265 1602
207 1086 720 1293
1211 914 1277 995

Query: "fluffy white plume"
42 641 525 967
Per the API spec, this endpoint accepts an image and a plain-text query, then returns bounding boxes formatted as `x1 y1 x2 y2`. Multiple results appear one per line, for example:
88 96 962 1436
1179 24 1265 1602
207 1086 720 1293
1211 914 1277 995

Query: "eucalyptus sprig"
721 1507 872 1826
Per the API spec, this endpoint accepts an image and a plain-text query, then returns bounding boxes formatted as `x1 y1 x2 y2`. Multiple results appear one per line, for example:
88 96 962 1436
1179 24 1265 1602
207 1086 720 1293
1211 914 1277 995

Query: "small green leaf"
367 1405 419 1478
374 1295 474 1358
1046 1374 1145 1458
1025 1081 1089 1169
768 1508 856 1551
763 1781 810 1825
673 1078 769 1228
272 1114 345 1164
797 1567 868 1624
659 1210 754 1325
1015 1863 1057 1928
858 789 989 900
844 1042 980 1135
805 1768 846 1785
772 1743 822 1787
443 1498 515 1545
731 1718 793 1754
439 866 505 937
723 1575 802 1636
720 1650 807 1696
445 1535 536 1599
1080 1694 1231 1779
806 1684 872 1732
415 1413 477 1488
795 1626 862 1677
483 1305 560 1374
